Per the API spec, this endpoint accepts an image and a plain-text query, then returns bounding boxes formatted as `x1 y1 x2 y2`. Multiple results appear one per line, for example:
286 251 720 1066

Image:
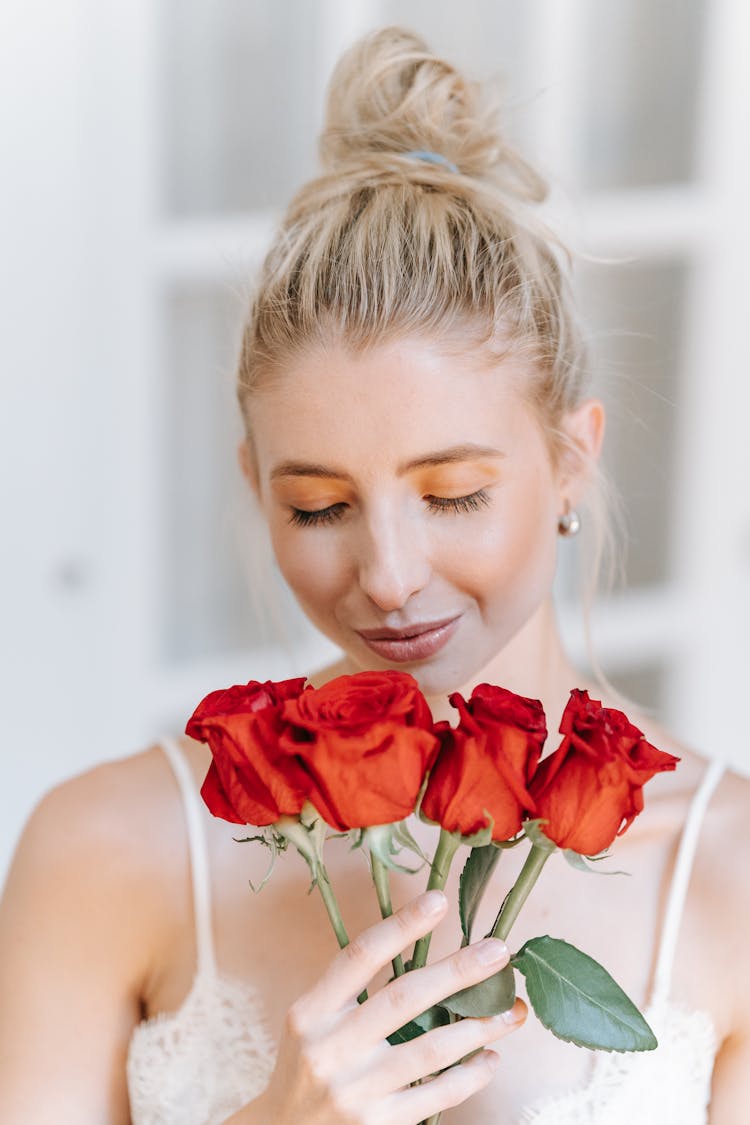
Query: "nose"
356 508 432 613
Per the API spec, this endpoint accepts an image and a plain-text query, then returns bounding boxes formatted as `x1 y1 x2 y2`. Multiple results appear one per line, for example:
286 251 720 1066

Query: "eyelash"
288 489 492 527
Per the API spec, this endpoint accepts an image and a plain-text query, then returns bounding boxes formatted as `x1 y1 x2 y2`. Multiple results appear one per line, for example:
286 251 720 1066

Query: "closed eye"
288 489 491 527
288 503 348 527
426 489 491 514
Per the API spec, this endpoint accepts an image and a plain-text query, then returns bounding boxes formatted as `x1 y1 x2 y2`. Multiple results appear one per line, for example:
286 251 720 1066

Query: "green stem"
316 861 368 1004
316 863 350 947
490 843 553 942
370 853 405 978
411 829 461 970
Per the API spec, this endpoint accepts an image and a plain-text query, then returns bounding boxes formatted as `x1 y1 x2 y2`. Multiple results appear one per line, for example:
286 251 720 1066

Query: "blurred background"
2 0 749 880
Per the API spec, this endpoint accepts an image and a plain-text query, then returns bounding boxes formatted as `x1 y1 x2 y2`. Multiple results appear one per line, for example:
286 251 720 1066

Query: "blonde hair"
236 25 618 598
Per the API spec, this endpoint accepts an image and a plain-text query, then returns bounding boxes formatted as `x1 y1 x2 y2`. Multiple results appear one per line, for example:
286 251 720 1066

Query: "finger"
383 1048 502 1124
369 999 527 1095
292 891 449 1026
330 935 511 1050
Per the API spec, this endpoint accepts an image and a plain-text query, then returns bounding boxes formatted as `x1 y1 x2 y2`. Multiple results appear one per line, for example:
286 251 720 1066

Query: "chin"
406 654 490 698
351 642 493 699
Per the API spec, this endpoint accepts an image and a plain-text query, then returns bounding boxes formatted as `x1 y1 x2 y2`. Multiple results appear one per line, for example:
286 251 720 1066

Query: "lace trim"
519 996 717 1124
126 971 276 1125
127 975 717 1125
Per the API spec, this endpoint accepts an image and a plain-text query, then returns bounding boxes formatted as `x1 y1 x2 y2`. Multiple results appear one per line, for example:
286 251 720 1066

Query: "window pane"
581 0 706 189
160 0 319 215
378 0 525 84
159 284 312 662
578 259 688 589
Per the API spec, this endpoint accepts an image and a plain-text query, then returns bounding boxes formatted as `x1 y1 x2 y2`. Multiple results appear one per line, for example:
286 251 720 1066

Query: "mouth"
355 615 461 663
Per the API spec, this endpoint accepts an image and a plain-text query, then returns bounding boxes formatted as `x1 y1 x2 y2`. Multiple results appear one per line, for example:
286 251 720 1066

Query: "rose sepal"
512 935 658 1052
417 809 498 849
356 820 428 875
521 817 559 854
232 826 289 892
563 848 629 876
275 802 328 888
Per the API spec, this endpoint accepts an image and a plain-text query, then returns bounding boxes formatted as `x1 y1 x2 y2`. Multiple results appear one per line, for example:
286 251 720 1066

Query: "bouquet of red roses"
186 670 678 1069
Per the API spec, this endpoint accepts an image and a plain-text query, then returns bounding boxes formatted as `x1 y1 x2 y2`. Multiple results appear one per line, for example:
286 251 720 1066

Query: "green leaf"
413 1005 452 1033
387 1004 450 1045
441 963 516 1018
458 845 502 945
512 935 658 1052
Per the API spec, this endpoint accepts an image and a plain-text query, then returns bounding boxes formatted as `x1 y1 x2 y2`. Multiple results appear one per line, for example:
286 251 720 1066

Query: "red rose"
279 671 439 830
421 684 547 841
186 677 311 826
528 688 680 855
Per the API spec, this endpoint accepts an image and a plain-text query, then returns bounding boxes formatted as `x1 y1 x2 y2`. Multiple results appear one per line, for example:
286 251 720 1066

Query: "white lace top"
126 738 723 1125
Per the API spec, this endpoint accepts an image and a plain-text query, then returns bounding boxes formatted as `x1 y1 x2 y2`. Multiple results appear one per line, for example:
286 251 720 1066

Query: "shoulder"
12 742 183 878
0 740 201 1119
1 740 196 986
666 749 750 1039
692 757 750 912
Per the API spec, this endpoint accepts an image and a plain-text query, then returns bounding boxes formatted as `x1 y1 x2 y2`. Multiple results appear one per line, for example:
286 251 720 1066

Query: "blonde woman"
1 27 748 1125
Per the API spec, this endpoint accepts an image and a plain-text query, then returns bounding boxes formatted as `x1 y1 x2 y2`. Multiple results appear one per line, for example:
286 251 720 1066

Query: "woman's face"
244 336 591 697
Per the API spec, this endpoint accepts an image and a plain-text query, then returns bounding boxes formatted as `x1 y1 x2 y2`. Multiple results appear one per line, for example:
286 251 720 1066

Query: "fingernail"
473 938 508 964
501 1000 526 1025
420 890 447 916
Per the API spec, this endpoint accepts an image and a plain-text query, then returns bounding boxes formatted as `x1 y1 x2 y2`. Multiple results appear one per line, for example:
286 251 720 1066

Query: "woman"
1 26 748 1125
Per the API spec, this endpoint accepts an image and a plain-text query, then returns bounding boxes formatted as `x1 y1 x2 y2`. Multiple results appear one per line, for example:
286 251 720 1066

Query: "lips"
357 615 460 641
356 615 461 663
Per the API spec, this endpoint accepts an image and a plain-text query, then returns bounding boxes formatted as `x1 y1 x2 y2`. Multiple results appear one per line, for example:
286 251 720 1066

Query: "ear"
556 398 606 509
238 438 261 500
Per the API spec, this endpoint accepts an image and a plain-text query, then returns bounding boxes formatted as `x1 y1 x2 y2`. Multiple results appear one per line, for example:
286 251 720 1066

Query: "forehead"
247 337 540 473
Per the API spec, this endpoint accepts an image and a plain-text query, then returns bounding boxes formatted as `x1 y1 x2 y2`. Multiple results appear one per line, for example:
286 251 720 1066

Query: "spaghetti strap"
650 758 725 1003
159 734 218 978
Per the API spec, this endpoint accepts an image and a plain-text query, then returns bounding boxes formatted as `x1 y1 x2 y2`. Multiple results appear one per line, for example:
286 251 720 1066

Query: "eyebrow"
269 443 506 482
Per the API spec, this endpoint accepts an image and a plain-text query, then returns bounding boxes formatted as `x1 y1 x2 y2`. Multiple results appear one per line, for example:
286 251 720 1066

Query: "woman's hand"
233 890 526 1124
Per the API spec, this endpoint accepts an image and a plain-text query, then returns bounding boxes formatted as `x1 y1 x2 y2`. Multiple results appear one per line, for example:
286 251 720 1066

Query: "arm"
0 764 159 1124
711 1032 750 1124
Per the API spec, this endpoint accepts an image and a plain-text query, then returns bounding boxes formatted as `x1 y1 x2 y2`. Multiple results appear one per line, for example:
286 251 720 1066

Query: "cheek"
269 522 348 609
445 476 558 607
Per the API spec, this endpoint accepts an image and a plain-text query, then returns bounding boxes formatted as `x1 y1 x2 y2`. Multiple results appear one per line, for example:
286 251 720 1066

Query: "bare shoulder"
0 741 192 1121
694 757 750 904
9 742 183 884
1 740 192 986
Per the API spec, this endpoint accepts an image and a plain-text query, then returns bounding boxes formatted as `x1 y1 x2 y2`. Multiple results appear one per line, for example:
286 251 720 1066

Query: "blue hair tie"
403 149 459 174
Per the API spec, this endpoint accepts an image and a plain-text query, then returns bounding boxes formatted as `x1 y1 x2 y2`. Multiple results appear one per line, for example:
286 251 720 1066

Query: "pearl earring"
557 506 581 537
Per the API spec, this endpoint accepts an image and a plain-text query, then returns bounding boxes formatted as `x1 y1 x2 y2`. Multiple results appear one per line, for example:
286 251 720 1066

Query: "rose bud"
187 677 311 826
279 671 439 830
421 684 547 841
528 688 680 855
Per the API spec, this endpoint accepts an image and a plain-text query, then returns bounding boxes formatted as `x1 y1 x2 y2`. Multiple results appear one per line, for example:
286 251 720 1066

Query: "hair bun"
318 26 547 204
